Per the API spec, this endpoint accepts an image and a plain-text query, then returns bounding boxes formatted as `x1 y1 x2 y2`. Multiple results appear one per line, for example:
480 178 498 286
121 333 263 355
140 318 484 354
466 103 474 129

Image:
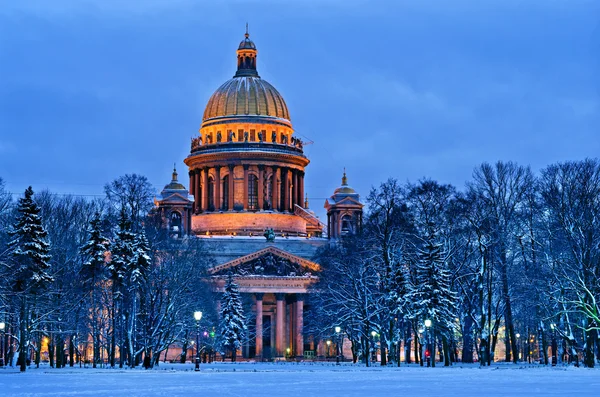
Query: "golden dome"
202 77 290 126
201 31 291 128
333 171 358 195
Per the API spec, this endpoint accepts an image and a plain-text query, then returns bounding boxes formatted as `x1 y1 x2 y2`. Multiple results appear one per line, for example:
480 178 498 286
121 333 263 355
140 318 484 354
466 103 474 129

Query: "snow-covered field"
1 362 598 397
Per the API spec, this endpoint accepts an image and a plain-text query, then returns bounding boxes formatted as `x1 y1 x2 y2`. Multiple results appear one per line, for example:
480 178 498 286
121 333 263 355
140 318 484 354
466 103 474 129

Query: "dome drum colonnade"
184 31 310 236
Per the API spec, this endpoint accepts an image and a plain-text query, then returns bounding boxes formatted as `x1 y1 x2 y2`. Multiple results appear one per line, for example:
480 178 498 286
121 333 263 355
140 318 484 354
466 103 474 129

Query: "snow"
1 362 599 397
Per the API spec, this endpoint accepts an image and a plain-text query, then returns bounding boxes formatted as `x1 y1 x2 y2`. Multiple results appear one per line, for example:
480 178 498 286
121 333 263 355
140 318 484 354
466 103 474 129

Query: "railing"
190 140 305 156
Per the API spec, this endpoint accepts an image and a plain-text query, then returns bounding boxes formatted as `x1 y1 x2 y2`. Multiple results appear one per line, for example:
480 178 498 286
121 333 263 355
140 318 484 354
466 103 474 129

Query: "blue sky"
1 0 598 219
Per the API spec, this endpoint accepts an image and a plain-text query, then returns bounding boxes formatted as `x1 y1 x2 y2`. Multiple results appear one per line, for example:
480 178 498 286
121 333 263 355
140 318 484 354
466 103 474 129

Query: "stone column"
298 171 304 209
295 294 304 358
291 169 297 209
189 169 195 196
276 293 285 357
271 166 279 211
258 165 265 211
243 165 249 210
255 293 263 359
228 164 235 211
214 166 221 211
282 168 289 212
194 170 200 213
202 168 209 212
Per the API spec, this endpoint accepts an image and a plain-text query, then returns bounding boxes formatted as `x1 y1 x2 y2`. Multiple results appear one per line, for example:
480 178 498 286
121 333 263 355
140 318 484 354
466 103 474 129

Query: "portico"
210 246 318 359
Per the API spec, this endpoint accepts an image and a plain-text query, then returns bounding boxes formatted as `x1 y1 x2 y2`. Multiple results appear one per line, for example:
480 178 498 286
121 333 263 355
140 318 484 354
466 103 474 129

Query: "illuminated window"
248 174 258 210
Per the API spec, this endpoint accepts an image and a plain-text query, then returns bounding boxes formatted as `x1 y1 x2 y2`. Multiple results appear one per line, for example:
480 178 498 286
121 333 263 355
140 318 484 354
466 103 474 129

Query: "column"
258 165 265 211
282 168 289 212
291 169 297 209
202 167 209 212
255 293 263 359
188 170 196 212
298 171 304 209
295 294 304 358
194 170 201 213
271 166 279 211
228 164 235 211
276 293 285 357
243 165 249 210
214 166 221 211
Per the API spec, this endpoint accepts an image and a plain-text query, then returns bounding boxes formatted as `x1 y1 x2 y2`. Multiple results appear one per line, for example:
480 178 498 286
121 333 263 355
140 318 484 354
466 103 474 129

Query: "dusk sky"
1 0 598 219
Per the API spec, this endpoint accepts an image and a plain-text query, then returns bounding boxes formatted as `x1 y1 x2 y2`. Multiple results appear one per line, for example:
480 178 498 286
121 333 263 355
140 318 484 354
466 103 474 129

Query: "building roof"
201 31 291 128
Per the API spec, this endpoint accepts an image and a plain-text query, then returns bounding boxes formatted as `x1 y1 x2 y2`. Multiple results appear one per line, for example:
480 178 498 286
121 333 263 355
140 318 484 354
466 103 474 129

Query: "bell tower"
324 170 364 239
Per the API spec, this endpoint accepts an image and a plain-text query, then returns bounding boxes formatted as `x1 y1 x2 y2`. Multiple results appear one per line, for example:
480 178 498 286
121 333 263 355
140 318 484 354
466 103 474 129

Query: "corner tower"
324 171 364 239
185 31 318 237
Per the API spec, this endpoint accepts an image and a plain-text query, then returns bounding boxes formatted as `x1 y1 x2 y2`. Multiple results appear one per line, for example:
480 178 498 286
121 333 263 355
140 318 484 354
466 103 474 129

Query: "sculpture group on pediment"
216 253 312 277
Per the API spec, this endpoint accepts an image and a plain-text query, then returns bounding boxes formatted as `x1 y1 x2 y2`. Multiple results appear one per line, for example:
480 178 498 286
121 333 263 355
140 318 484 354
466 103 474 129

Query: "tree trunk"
584 321 595 367
442 336 451 366
19 298 28 372
69 335 75 367
462 316 474 363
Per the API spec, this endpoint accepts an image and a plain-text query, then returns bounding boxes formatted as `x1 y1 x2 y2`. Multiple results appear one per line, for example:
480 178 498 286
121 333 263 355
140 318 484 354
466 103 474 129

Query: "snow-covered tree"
406 231 458 367
107 209 136 367
79 212 109 368
8 187 53 372
218 273 246 362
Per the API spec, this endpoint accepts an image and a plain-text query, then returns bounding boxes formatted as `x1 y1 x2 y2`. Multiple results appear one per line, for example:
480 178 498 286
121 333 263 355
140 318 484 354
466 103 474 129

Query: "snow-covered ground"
1 362 598 397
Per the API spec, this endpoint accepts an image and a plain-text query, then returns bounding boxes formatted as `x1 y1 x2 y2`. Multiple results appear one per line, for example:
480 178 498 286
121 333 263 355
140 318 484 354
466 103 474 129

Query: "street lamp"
424 319 432 367
194 311 202 371
0 322 5 367
334 326 341 365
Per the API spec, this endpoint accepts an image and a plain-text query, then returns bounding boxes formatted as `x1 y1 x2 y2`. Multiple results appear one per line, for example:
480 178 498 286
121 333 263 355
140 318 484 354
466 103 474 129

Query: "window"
248 174 259 210
222 175 229 210
208 177 215 211
341 215 353 235
170 211 182 238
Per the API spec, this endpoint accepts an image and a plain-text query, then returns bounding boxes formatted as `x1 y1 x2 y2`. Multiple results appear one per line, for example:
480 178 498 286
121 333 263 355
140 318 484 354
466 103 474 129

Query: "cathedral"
154 30 363 360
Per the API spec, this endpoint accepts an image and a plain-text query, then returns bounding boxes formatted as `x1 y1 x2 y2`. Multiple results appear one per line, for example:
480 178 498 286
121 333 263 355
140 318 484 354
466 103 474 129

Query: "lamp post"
371 331 378 363
194 311 202 371
515 333 521 362
335 326 341 365
424 319 432 367
0 322 5 367
326 340 331 360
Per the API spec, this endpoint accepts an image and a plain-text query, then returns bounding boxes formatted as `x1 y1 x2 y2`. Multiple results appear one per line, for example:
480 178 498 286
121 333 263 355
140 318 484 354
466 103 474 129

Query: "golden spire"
304 193 309 209
245 22 249 38
342 168 348 186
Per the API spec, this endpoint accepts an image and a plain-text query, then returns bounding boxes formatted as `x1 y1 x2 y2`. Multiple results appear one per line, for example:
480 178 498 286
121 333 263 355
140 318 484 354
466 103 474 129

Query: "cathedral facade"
155 31 363 360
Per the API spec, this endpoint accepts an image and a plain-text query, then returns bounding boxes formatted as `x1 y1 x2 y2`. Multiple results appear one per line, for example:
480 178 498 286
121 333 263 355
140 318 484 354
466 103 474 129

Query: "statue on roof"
263 227 275 242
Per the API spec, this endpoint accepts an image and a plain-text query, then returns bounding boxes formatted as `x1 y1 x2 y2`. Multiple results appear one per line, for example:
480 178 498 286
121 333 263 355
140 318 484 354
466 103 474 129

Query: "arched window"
248 174 259 210
341 215 353 235
170 211 182 238
208 176 215 211
222 175 229 210
265 175 273 210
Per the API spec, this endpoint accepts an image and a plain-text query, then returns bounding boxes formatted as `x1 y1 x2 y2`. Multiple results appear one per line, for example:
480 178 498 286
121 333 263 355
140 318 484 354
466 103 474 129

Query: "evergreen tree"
79 212 109 368
128 228 152 367
218 273 246 362
131 229 151 291
406 231 458 366
107 209 136 367
8 186 53 372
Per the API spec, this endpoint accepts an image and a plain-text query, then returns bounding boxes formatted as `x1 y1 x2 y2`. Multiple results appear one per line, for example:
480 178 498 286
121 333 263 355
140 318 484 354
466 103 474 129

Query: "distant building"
156 30 363 360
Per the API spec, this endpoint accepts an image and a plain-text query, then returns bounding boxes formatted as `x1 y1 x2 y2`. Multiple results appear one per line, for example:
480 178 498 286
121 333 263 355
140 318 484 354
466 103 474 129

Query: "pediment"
157 192 194 204
209 246 320 277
